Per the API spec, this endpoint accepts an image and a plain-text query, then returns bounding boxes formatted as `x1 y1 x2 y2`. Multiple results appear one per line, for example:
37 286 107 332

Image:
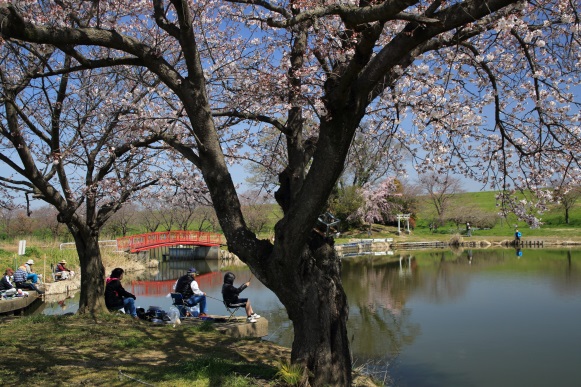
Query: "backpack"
142 306 171 323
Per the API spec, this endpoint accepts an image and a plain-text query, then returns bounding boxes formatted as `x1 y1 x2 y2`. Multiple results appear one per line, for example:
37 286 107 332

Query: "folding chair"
170 293 189 317
223 300 245 322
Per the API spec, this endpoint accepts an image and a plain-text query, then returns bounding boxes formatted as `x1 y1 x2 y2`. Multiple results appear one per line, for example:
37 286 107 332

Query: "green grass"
0 314 283 386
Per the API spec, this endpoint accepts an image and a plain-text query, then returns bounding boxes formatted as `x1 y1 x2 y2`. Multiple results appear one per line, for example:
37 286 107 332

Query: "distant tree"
353 178 401 230
419 173 464 225
12 211 33 237
328 185 365 229
382 180 421 225
34 206 66 241
105 203 138 237
555 187 581 225
194 206 220 232
136 202 162 233
240 191 273 236
0 207 14 238
446 206 498 230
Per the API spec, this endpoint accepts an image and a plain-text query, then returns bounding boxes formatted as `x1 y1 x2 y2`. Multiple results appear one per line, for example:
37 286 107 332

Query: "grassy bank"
0 313 286 386
0 314 377 386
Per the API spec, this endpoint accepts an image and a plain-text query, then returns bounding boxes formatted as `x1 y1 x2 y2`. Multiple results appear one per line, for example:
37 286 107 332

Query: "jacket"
0 274 14 291
104 277 135 309
13 267 28 283
222 277 247 306
175 274 194 299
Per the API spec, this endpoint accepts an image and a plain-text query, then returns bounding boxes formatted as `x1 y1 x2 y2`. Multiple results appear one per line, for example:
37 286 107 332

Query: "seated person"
222 272 260 323
55 259 74 280
0 268 17 297
174 267 208 317
24 259 40 284
13 265 44 294
105 268 137 318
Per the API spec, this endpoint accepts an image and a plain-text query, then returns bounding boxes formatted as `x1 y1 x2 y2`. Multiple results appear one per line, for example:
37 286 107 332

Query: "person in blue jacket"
515 229 522 242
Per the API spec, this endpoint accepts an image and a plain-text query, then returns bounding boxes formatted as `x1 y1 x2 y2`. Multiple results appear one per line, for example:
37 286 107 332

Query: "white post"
18 240 26 255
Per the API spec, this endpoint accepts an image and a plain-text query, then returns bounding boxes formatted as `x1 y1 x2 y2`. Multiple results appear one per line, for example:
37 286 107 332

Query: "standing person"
515 229 522 243
13 265 44 294
222 272 260 323
104 268 137 318
174 267 208 317
23 259 39 284
466 222 472 237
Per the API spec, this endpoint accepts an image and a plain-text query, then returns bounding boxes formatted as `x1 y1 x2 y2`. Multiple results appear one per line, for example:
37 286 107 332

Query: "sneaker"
246 316 257 323
199 313 208 318
251 313 261 319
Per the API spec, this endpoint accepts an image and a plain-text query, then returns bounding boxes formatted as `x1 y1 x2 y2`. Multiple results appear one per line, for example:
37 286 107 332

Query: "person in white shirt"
174 267 208 317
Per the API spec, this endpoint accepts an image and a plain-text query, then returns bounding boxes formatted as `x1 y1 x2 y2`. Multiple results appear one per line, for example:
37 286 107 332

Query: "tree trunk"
269 234 352 386
70 228 107 315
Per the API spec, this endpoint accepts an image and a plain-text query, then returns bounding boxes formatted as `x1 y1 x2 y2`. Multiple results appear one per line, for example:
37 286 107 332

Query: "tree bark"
265 233 351 386
69 227 107 315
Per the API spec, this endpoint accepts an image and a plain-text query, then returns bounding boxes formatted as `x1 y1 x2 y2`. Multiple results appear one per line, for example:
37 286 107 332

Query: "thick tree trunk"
269 234 352 386
70 228 107 315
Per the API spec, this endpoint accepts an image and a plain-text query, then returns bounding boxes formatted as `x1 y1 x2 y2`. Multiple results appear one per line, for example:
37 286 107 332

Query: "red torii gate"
117 230 225 253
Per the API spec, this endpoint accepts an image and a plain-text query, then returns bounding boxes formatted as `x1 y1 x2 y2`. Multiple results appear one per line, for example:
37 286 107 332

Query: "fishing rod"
205 294 223 302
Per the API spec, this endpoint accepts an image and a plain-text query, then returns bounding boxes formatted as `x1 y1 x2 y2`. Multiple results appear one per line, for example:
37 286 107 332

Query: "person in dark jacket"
222 272 260 323
174 267 208 317
104 268 137 318
0 268 15 292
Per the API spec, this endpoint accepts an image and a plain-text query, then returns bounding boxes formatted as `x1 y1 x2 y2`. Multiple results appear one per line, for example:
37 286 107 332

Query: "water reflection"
34 248 581 387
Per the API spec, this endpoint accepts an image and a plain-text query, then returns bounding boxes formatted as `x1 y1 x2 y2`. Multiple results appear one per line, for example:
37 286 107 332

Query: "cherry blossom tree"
1 1 580 385
0 43 171 313
554 186 581 225
352 177 401 225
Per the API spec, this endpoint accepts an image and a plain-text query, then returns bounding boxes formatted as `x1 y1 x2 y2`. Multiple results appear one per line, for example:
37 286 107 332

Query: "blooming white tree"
353 178 401 225
1 1 580 385
0 43 174 312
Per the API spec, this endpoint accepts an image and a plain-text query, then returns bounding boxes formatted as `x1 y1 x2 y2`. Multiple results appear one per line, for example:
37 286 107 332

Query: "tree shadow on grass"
0 314 284 386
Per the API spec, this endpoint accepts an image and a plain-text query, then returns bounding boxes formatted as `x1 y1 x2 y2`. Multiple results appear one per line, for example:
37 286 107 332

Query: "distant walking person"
466 222 472 237
222 272 260 323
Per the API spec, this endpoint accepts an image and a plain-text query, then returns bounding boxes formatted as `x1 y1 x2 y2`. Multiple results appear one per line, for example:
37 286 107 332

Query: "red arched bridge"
117 230 225 253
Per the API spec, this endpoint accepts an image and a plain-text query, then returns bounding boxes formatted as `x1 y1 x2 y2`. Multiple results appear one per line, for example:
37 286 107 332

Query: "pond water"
40 247 581 387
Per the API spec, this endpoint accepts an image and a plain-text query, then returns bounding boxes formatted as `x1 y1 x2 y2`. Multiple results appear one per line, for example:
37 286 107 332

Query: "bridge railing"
117 230 225 252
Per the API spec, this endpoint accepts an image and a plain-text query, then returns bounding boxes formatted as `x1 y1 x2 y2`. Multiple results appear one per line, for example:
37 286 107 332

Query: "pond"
41 247 581 387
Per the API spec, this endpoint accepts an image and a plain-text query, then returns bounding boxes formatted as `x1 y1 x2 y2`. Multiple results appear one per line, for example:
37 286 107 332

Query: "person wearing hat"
22 259 39 284
174 267 208 317
56 259 74 280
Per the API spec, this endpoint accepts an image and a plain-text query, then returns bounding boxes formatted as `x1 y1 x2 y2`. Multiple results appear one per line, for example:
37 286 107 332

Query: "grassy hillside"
341 190 581 241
